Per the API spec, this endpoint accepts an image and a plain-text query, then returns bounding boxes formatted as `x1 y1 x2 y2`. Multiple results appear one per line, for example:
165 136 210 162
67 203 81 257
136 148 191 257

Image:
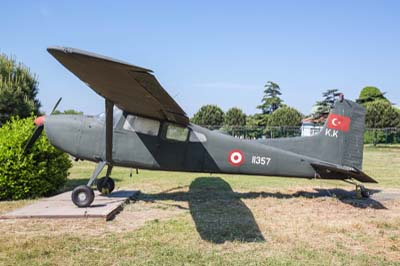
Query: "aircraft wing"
47 46 189 125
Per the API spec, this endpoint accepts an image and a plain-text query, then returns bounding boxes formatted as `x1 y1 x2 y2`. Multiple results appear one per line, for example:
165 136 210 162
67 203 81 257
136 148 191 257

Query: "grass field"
0 146 400 265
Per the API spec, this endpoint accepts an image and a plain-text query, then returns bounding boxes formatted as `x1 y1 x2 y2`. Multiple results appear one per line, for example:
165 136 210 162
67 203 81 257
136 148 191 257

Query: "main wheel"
96 177 115 195
71 185 95 207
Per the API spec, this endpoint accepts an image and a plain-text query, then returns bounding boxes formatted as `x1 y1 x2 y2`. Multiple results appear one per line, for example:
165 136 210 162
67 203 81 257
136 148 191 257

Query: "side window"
123 115 160 136
189 131 207 143
166 124 189 142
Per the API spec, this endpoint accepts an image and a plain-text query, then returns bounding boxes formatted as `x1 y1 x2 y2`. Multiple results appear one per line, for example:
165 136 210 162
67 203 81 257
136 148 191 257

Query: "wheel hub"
78 192 87 201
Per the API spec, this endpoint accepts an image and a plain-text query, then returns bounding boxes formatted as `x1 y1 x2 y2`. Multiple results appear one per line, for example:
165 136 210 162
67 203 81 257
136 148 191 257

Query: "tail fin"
265 99 365 169
315 99 365 169
262 98 377 182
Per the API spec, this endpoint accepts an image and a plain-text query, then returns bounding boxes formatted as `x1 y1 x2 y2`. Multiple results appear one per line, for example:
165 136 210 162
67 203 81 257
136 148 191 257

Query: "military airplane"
24 47 377 207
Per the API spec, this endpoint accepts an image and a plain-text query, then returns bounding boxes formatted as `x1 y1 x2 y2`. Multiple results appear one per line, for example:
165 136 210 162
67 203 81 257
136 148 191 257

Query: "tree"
357 86 387 105
267 107 303 138
314 89 339 119
364 100 400 128
245 114 269 139
223 107 247 137
53 109 83 115
257 81 283 114
0 54 41 126
268 106 303 127
191 105 224 129
224 107 246 127
364 100 400 145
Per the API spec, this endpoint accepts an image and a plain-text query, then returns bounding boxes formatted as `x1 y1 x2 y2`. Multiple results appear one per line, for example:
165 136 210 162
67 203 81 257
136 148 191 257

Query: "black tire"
71 185 95 207
96 177 115 195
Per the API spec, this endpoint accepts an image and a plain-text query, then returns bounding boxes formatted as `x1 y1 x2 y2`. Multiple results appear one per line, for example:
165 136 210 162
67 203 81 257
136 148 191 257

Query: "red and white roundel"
228 150 245 166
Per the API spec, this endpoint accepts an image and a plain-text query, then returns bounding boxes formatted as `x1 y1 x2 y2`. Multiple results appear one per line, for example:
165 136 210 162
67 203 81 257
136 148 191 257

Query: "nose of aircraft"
44 115 83 157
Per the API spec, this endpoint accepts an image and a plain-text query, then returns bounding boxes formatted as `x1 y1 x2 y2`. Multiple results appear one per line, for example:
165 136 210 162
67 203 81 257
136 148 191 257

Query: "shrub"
0 116 72 200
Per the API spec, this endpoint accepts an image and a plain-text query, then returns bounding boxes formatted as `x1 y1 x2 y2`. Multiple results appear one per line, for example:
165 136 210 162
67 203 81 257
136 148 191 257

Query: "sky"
1 0 399 117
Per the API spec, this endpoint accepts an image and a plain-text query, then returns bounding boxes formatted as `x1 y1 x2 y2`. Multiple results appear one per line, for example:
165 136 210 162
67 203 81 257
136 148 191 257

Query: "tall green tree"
314 89 339 118
0 54 41 125
357 86 388 105
191 104 224 129
257 81 283 114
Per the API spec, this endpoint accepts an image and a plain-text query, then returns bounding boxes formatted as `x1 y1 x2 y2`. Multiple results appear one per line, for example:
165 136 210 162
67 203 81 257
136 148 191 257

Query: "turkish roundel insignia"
327 114 351 132
228 150 245 166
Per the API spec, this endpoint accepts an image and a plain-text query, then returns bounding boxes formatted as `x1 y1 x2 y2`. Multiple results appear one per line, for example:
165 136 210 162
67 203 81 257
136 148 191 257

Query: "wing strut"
105 99 114 162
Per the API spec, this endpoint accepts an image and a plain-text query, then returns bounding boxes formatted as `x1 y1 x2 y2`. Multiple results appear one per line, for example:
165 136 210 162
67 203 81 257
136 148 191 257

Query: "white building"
301 118 323 136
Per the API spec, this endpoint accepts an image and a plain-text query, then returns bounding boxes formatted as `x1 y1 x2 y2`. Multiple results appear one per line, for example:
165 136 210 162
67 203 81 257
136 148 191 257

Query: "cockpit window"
96 106 123 127
166 124 189 141
123 115 160 136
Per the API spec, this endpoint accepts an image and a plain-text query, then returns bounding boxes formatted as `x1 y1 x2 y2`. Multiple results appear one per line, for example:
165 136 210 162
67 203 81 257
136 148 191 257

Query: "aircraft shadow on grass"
139 177 265 244
236 188 386 209
137 177 386 243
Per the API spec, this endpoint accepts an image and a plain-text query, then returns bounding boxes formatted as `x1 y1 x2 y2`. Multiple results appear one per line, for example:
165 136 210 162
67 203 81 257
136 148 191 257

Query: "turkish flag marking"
327 114 351 132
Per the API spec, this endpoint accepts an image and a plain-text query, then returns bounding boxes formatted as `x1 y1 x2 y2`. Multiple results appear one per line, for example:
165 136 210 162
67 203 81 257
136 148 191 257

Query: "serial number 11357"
251 155 271 166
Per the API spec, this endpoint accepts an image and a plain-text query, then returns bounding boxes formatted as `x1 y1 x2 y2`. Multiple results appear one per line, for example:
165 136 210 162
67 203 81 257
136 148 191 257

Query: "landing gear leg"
344 179 370 199
71 161 107 207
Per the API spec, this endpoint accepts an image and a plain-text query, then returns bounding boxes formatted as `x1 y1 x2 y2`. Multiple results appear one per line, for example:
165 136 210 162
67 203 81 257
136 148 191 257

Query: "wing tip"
46 46 153 73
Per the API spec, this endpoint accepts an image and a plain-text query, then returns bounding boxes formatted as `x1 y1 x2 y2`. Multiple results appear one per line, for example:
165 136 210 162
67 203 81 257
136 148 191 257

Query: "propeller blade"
23 97 61 154
23 125 44 154
50 97 62 115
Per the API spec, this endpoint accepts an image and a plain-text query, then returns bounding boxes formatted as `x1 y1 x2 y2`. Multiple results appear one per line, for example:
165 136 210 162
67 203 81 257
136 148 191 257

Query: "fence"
204 125 400 144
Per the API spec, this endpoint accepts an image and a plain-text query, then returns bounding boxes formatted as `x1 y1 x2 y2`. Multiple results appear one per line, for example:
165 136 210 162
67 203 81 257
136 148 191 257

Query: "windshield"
96 106 123 127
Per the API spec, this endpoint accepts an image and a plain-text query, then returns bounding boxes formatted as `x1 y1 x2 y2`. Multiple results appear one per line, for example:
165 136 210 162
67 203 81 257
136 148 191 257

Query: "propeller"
23 97 62 154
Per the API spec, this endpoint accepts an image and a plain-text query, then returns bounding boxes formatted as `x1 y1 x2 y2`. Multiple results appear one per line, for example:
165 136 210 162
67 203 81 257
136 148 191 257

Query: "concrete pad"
0 190 139 221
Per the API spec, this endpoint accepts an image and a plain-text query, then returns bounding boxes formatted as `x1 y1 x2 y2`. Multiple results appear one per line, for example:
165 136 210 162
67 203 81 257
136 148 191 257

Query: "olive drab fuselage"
45 112 317 179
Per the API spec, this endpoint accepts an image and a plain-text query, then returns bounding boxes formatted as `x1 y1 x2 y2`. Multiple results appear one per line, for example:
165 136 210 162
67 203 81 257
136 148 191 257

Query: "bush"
364 130 386 144
0 116 72 200
364 129 400 145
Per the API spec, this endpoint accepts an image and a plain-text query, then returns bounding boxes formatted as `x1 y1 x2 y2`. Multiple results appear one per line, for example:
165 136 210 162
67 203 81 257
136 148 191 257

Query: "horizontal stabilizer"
311 163 378 183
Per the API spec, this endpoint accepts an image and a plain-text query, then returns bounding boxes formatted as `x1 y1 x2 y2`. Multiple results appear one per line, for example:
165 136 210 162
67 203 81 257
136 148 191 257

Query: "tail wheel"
360 187 370 198
71 185 95 207
96 177 115 195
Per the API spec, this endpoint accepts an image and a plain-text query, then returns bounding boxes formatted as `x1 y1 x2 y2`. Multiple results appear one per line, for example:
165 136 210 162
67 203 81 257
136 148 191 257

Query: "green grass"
0 146 399 265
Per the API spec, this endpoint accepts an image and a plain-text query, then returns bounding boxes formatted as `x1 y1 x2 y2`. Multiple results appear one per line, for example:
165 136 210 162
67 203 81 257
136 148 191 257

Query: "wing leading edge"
47 46 189 125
